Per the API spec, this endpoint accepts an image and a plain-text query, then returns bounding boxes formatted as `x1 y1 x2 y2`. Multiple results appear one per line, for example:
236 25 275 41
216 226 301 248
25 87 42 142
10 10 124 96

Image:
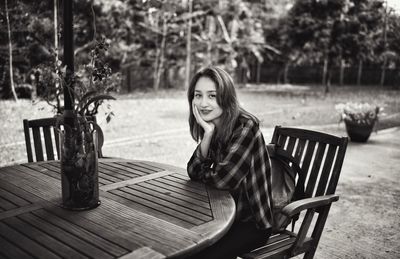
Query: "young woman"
187 66 273 259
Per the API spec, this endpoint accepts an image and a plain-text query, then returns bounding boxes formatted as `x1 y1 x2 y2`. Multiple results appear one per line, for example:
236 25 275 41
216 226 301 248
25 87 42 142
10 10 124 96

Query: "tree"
5 0 18 100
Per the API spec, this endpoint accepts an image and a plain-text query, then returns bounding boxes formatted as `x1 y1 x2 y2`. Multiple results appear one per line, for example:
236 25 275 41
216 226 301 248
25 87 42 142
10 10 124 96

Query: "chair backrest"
23 116 103 162
271 126 348 202
23 117 59 162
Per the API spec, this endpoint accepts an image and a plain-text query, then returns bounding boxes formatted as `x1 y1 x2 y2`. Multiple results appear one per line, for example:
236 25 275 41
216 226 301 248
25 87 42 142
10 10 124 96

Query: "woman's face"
193 76 223 126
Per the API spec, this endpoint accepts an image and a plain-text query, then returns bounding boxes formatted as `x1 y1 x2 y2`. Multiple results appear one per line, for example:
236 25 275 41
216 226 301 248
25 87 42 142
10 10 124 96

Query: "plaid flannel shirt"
187 116 273 230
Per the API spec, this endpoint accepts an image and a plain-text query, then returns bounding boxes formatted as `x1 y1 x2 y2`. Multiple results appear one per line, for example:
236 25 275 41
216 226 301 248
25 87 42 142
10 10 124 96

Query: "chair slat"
277 134 287 148
315 145 337 196
43 126 54 160
54 127 60 159
286 136 297 155
23 120 34 162
305 143 326 198
296 141 316 196
32 127 44 161
294 139 307 165
326 141 348 194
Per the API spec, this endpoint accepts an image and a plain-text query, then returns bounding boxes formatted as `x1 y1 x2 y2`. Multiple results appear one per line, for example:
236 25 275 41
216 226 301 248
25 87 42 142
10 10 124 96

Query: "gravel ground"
2 85 399 168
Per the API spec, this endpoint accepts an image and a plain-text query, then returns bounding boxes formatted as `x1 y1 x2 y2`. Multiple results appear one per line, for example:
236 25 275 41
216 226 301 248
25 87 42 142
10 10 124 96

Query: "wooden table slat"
98 164 136 181
100 162 144 178
5 215 91 259
128 184 213 217
33 210 130 255
138 181 211 210
100 170 174 192
124 162 159 174
98 169 129 183
24 163 61 180
146 179 210 202
0 166 60 202
0 189 30 208
43 161 109 185
0 196 18 211
166 174 206 190
0 221 61 259
119 247 164 259
153 177 209 197
0 234 33 259
110 188 205 226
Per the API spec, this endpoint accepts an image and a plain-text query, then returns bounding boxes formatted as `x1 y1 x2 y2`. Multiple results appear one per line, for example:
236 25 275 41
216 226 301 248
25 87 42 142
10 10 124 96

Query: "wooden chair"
23 116 104 162
241 126 348 259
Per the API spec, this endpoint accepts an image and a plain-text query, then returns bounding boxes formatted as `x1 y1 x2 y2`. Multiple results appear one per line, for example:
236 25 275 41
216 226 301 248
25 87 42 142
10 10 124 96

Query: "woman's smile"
200 109 212 115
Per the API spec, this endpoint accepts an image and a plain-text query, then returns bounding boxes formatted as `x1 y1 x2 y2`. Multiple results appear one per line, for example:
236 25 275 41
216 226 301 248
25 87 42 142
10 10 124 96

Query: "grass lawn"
1 84 399 167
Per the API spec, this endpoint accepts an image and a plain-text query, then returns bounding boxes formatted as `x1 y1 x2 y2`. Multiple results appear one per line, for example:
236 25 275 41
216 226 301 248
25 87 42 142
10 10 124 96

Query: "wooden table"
0 159 235 259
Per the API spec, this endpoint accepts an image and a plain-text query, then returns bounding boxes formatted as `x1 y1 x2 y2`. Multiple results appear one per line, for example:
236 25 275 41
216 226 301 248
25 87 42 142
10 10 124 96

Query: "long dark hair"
188 66 258 145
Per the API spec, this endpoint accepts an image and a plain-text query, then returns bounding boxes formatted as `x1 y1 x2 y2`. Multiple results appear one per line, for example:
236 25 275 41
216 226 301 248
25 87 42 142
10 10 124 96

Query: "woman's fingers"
193 103 202 122
192 102 215 134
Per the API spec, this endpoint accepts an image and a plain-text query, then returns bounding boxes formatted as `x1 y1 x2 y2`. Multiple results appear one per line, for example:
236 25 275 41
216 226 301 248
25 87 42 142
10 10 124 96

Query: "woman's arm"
203 119 257 190
188 119 259 191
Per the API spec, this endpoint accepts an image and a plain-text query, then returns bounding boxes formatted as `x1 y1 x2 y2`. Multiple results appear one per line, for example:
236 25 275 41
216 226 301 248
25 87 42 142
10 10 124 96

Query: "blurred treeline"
0 0 399 99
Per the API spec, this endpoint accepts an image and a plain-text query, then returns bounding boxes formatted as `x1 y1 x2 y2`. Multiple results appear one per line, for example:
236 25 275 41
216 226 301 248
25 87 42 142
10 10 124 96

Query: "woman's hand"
192 102 215 134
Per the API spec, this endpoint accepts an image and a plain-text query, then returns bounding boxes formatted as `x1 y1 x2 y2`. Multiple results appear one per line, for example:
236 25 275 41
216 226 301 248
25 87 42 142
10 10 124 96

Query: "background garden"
1 1 400 258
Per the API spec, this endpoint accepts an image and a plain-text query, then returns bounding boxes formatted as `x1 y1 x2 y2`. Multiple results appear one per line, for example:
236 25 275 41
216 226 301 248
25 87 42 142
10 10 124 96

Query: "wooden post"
63 0 74 111
184 0 192 89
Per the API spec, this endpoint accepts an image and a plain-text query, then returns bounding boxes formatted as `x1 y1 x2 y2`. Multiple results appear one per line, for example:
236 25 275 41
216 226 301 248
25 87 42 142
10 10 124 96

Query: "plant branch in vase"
39 38 120 210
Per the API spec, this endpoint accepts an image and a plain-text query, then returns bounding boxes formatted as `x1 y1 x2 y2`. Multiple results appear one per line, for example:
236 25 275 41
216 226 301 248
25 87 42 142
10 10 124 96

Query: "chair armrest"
281 194 339 217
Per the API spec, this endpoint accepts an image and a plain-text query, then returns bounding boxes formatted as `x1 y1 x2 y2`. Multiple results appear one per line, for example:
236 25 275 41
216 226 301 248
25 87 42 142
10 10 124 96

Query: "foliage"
335 102 383 126
1 0 400 96
39 38 119 120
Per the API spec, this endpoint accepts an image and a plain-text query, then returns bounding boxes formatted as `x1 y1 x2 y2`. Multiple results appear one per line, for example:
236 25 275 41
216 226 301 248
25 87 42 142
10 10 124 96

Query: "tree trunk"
185 0 193 89
153 14 160 90
322 58 328 86
283 62 289 84
357 59 363 86
5 0 18 101
154 14 167 91
206 15 215 66
380 57 386 86
256 60 261 84
323 58 330 93
339 59 344 86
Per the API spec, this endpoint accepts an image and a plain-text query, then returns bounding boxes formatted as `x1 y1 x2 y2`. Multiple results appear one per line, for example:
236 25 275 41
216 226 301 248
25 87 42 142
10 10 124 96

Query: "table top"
0 159 235 259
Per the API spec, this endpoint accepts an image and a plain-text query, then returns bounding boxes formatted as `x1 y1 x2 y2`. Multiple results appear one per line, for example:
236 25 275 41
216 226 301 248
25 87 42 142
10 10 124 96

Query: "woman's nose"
199 97 209 107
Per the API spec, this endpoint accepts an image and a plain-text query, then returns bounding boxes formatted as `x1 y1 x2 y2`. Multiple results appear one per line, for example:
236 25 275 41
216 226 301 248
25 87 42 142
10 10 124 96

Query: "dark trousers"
189 221 272 259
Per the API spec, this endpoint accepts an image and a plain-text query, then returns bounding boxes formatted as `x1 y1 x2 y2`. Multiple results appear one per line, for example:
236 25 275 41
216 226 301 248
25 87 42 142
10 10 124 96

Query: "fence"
251 63 400 87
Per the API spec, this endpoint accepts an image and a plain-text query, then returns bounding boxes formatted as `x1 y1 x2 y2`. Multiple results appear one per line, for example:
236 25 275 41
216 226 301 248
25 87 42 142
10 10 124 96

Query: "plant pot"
344 120 375 143
59 129 100 210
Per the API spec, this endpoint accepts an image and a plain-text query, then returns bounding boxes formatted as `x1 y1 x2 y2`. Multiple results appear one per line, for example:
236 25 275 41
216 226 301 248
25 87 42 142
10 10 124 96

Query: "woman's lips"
200 110 212 115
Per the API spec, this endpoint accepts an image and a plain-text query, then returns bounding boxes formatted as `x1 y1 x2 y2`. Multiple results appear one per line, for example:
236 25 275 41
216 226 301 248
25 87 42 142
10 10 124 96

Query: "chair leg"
303 248 316 259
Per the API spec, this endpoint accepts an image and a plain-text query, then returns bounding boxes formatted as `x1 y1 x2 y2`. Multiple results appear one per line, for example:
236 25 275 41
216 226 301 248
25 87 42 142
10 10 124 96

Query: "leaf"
79 95 116 115
106 111 115 123
77 90 98 110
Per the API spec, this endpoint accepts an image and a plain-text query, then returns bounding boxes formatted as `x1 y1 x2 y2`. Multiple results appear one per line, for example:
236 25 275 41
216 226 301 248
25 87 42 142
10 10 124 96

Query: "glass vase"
59 128 100 210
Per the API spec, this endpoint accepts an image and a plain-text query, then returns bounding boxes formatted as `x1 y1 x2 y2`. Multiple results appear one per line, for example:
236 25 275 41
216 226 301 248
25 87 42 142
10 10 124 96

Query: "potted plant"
40 38 119 210
335 102 382 142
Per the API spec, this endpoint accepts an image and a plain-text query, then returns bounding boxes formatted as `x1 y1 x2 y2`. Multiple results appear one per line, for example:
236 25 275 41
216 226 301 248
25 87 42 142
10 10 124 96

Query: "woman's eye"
194 94 201 98
209 94 216 99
